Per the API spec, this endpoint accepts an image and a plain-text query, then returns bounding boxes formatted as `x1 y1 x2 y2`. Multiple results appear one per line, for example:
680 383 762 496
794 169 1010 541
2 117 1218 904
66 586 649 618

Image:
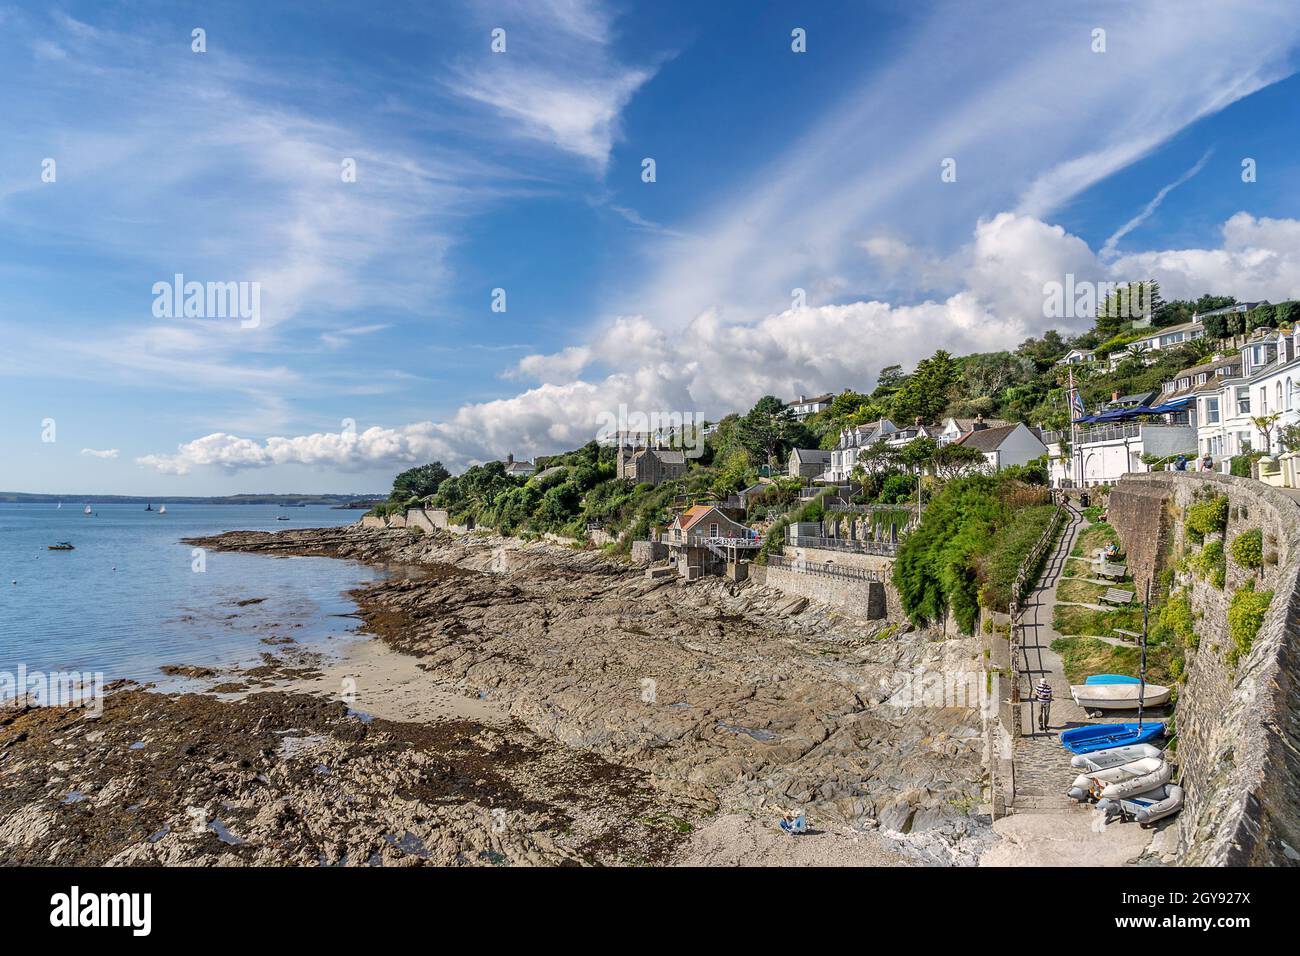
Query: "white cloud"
1111 213 1300 303
447 0 654 169
80 448 119 459
1100 150 1213 260
142 207 1300 476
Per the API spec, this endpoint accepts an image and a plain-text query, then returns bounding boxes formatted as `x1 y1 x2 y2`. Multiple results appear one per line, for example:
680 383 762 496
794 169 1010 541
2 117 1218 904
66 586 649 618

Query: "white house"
937 416 1010 445
823 418 945 482
1125 318 1206 356
1056 348 1095 366
785 392 834 421
953 422 1047 471
1195 328 1300 461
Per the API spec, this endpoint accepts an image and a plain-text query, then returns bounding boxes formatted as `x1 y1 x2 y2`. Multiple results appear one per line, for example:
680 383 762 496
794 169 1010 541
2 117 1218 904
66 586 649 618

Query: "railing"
767 554 882 582
787 534 898 556
823 500 918 517
1002 490 1068 817
659 532 761 550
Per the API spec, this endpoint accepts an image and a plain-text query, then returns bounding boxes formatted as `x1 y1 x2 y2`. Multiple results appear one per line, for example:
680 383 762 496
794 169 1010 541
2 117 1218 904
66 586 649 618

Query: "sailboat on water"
83 505 93 516
145 502 152 512
158 505 167 515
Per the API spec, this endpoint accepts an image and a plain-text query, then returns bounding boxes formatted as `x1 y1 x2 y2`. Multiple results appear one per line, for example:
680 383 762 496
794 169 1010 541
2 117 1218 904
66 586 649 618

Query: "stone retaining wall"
762 565 886 620
1109 472 1300 865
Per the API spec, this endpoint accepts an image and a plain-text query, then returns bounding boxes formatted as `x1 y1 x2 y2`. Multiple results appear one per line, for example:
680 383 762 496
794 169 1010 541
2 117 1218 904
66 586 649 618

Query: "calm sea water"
0 503 380 690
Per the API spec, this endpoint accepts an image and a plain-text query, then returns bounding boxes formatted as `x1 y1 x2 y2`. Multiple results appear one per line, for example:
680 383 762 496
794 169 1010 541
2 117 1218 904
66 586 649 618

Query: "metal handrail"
787 534 898 556
767 554 882 582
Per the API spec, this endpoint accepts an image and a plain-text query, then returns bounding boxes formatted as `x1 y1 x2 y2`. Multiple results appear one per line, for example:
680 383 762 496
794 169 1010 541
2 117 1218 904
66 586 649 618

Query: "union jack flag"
1068 370 1086 420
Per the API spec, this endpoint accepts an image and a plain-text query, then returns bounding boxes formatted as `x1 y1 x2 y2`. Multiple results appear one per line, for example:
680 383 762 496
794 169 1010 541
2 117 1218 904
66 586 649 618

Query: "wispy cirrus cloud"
446 0 656 170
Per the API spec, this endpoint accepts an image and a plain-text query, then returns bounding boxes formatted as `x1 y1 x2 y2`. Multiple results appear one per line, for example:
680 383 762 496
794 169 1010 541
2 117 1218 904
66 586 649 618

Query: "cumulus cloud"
1112 213 1300 303
80 448 119 459
139 207 1300 476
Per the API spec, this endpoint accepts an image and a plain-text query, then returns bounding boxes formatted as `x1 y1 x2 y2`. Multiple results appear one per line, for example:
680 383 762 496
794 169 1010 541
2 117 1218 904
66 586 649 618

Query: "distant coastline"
0 492 383 508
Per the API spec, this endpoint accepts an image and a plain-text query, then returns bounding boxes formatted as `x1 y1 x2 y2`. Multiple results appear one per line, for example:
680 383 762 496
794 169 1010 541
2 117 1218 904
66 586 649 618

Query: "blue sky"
3 0 1300 494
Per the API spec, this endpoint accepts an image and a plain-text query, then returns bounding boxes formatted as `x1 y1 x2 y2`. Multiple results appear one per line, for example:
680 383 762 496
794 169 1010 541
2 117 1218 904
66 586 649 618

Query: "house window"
1277 382 1284 410
1197 373 1207 385
1237 387 1251 415
1204 397 1220 425
709 522 719 537
1261 387 1269 413
1288 378 1295 412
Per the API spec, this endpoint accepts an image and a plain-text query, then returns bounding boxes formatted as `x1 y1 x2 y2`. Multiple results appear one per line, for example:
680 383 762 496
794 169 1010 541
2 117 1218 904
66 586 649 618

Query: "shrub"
1230 452 1264 478
1155 591 1197 649
893 474 1014 633
1188 539 1226 588
1227 582 1272 666
1230 527 1263 569
1185 495 1228 542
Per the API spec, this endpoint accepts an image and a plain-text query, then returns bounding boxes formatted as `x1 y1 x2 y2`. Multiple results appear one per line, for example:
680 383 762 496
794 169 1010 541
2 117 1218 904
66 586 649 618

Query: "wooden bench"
1101 587 1134 605
1097 561 1128 581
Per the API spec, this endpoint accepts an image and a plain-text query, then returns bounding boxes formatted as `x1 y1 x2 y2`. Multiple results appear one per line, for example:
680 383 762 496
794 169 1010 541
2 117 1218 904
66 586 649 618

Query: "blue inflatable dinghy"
1061 722 1165 754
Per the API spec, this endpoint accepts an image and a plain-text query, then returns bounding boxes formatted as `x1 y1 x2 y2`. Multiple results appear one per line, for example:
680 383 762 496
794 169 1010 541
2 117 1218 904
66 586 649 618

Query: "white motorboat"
1097 784 1184 826
1070 682 1171 711
1070 743 1163 771
1067 756 1170 802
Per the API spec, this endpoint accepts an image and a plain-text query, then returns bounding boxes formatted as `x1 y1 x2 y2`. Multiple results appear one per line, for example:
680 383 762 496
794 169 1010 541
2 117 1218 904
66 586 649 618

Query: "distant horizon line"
0 492 386 504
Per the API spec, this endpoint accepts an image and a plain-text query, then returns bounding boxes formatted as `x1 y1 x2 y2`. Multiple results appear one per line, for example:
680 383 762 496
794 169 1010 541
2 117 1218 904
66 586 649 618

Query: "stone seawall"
1109 472 1300 866
762 565 889 620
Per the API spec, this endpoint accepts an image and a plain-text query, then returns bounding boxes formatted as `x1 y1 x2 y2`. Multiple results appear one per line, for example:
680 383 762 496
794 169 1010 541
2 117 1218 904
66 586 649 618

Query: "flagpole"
1069 369 1082 490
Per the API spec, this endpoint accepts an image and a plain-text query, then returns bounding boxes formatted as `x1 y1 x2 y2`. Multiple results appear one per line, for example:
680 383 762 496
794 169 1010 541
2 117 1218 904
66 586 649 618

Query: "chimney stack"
1112 390 1120 402
507 452 514 464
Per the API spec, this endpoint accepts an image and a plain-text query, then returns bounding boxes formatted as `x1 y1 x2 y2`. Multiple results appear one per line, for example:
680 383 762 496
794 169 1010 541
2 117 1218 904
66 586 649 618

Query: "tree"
1199 310 1229 341
1246 304 1277 332
931 442 989 480
890 350 959 424
1252 413 1282 454
1273 301 1299 328
875 364 907 392
1096 280 1162 338
959 351 1035 411
854 440 899 478
1279 423 1300 453
897 436 938 473
737 395 801 467
390 461 450 501
1016 330 1069 368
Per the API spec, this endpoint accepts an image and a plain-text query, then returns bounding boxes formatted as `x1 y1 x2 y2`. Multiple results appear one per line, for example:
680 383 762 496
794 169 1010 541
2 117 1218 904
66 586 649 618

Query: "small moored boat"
1084 674 1141 685
158 505 167 514
1070 743 1163 771
47 542 75 551
1097 784 1184 827
1067 756 1169 802
1071 682 1171 712
1061 722 1165 754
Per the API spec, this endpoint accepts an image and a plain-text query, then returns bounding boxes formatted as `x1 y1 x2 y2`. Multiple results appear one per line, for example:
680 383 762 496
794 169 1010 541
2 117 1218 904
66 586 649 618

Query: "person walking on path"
1034 677 1054 733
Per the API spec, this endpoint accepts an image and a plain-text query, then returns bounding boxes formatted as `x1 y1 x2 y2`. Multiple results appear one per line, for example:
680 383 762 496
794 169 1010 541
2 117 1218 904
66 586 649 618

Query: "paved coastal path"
1011 502 1090 804
980 502 1155 866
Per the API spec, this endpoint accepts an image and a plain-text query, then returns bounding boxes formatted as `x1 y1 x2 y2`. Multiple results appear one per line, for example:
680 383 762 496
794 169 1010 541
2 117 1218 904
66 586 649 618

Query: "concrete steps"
1009 795 1088 813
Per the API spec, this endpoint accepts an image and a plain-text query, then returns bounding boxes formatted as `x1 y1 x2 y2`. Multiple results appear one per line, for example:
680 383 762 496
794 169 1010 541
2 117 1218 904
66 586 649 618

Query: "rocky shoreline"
0 524 992 866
